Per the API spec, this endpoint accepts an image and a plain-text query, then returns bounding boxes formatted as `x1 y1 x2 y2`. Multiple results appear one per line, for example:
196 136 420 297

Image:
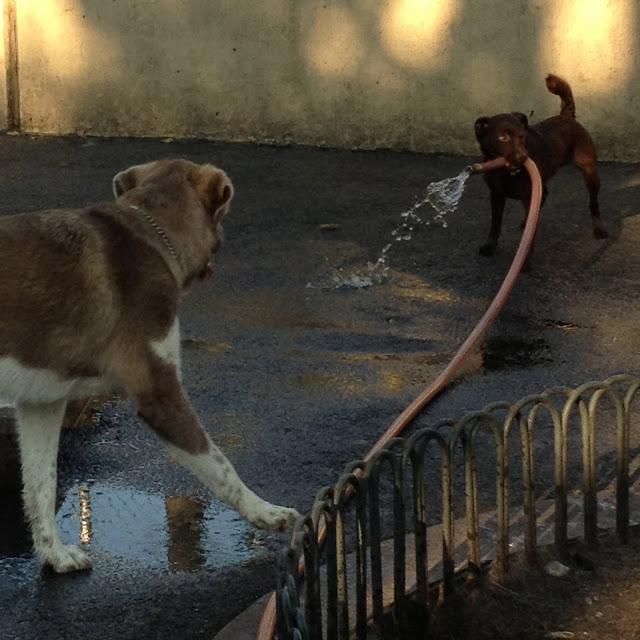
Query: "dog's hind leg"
574 140 608 239
15 400 92 573
122 352 299 532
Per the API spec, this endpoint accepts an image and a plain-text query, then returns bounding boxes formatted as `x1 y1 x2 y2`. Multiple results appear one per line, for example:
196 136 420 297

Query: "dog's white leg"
15 400 92 573
129 345 299 532
166 437 299 531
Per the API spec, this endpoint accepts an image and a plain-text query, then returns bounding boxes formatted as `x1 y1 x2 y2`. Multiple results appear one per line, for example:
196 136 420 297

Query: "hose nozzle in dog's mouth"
468 157 509 174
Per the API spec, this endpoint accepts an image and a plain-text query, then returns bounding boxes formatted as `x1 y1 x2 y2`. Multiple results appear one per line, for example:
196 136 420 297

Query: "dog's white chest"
0 320 181 406
0 356 112 405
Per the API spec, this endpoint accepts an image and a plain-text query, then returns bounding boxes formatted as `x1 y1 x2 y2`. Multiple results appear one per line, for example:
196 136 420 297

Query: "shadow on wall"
13 0 640 160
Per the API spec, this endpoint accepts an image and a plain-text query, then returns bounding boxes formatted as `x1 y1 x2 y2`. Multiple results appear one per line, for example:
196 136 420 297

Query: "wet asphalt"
0 135 640 639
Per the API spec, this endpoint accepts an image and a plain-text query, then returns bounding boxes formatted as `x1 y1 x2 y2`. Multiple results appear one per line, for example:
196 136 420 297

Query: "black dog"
474 74 608 260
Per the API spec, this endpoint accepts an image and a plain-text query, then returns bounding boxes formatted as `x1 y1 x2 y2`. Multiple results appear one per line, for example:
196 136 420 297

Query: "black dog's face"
475 112 529 170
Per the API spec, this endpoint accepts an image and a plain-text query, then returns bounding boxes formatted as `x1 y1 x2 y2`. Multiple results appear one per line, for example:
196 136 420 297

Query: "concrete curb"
214 593 272 640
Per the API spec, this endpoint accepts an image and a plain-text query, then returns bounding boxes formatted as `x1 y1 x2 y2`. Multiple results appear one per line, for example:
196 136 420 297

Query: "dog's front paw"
42 544 92 573
245 501 300 532
479 243 496 256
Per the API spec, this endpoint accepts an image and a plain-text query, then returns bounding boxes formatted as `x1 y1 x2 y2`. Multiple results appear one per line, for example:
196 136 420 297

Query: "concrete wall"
0 3 8 129
8 0 640 160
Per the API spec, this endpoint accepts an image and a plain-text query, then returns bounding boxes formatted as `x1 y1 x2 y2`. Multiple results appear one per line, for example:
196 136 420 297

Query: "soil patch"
427 529 640 639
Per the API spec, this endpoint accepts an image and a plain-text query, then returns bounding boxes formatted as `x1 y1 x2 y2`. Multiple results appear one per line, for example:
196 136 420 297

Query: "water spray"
312 161 482 289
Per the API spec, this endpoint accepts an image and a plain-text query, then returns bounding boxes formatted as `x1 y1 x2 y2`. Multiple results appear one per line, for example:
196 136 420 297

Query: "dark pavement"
0 134 640 639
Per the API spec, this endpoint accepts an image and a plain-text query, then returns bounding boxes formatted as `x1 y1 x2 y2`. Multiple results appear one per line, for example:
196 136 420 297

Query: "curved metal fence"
276 374 640 640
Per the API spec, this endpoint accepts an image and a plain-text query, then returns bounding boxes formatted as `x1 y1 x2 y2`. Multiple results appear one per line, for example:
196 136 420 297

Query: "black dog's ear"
511 112 529 128
474 117 490 139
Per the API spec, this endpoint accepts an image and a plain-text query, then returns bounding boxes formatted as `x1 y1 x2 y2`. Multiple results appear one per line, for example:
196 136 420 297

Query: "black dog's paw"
479 243 496 256
593 227 609 239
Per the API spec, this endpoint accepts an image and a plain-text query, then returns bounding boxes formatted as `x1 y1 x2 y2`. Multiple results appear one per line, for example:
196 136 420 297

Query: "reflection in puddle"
78 484 92 545
165 495 206 573
40 483 255 573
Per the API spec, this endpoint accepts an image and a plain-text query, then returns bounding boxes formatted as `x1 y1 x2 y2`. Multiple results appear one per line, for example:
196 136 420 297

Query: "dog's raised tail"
545 74 576 119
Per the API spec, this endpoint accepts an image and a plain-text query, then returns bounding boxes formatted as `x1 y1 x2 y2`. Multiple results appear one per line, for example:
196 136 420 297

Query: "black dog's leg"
479 190 505 256
574 140 608 239
577 163 608 239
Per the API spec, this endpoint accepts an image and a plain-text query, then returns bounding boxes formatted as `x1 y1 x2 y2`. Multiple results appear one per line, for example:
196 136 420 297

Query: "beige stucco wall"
11 0 640 160
0 5 7 128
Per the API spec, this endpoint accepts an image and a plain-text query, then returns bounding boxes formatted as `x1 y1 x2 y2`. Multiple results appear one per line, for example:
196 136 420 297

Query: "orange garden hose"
256 156 543 640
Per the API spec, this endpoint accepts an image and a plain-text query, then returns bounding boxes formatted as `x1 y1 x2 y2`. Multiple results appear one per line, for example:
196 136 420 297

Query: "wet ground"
0 135 640 639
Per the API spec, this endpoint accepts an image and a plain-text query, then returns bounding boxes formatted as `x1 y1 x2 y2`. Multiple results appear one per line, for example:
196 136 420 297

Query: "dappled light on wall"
302 5 365 78
381 0 460 70
540 0 635 93
21 1 121 80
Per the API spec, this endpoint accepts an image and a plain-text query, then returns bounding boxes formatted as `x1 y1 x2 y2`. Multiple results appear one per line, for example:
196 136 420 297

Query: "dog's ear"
112 167 138 198
511 112 529 128
474 117 490 139
191 165 234 222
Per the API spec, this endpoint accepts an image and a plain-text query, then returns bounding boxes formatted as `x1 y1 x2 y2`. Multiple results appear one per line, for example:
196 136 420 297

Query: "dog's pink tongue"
206 261 214 279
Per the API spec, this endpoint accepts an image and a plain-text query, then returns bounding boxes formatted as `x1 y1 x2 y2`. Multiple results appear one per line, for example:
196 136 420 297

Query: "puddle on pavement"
481 336 552 371
0 482 256 573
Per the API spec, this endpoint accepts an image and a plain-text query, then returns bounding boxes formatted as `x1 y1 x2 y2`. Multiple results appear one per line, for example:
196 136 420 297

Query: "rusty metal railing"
276 374 640 639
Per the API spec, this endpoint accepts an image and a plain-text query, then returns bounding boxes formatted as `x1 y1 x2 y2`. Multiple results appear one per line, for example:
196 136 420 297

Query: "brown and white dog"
0 158 299 573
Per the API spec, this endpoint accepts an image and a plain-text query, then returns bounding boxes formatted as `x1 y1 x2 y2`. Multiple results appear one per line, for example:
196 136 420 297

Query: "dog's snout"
506 144 528 168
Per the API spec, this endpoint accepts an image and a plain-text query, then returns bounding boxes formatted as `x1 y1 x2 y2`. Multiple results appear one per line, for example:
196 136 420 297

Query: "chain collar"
128 203 179 260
